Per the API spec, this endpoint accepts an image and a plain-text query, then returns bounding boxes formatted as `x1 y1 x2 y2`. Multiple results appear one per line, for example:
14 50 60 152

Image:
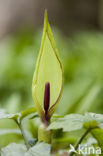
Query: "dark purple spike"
44 82 50 115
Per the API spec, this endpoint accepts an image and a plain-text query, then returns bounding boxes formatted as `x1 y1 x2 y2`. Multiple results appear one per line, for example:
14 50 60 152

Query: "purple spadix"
44 82 50 115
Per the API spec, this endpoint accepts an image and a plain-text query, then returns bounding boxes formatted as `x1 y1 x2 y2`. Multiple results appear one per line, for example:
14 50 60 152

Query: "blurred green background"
0 0 103 148
0 30 103 115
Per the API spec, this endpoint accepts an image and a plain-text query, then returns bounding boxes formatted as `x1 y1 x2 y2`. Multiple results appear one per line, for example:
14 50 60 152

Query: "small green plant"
32 10 63 143
0 11 103 156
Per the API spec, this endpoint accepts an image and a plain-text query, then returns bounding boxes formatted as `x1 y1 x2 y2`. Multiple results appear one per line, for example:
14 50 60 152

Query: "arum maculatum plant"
32 10 63 143
1 10 103 156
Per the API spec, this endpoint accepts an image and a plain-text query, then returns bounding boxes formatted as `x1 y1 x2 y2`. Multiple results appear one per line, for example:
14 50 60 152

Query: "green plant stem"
16 121 30 150
38 122 51 143
70 128 91 156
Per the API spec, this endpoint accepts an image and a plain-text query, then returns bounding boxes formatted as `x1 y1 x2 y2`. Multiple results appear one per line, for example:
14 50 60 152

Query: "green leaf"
0 109 20 120
1 143 27 156
48 113 103 132
32 11 63 118
20 107 37 121
83 112 103 129
0 107 37 123
48 114 84 132
25 142 51 156
1 142 50 156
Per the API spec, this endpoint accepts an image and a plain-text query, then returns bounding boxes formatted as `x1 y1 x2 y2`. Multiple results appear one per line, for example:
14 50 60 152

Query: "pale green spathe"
32 11 63 118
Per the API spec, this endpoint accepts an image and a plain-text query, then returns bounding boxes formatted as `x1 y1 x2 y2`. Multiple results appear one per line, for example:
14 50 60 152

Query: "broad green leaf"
48 114 84 132
32 11 63 118
25 142 51 156
0 107 37 123
1 142 50 156
83 112 103 129
48 113 103 132
0 109 20 120
1 143 27 156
